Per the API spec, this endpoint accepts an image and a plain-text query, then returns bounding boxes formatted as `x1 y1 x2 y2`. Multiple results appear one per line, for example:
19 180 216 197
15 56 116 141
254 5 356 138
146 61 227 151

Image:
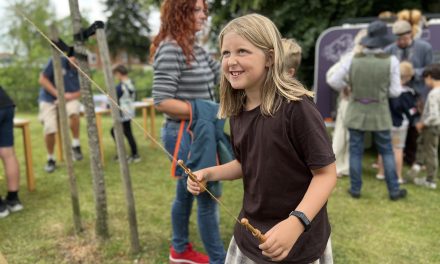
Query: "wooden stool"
13 118 35 192
140 98 156 145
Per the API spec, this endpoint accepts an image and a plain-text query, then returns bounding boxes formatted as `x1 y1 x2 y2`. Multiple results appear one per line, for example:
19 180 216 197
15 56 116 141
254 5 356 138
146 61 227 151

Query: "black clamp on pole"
73 21 105 42
51 38 76 57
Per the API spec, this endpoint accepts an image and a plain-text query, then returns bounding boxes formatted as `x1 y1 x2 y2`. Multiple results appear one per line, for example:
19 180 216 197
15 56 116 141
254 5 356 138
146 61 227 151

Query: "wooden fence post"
96 25 141 254
50 24 82 234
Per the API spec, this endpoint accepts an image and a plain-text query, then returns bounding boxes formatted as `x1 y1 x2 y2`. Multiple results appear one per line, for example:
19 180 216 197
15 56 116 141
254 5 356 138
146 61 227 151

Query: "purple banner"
313 22 440 119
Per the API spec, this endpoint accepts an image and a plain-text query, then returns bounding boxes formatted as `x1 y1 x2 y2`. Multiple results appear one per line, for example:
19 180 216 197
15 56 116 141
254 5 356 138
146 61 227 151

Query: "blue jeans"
349 129 400 195
162 121 226 264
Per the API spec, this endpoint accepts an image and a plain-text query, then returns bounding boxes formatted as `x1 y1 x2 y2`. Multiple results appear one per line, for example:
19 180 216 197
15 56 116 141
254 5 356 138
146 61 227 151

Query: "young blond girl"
187 14 337 263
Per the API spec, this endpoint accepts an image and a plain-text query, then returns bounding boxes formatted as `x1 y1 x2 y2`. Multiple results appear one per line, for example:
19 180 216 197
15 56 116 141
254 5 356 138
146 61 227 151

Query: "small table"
13 118 35 192
56 98 156 165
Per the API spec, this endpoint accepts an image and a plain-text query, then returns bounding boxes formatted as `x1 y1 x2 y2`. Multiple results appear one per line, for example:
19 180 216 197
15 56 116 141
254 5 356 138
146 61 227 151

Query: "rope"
7 1 265 242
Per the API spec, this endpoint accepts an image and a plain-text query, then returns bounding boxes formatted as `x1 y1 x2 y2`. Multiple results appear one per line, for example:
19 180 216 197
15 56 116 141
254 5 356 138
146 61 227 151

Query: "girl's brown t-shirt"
230 96 335 264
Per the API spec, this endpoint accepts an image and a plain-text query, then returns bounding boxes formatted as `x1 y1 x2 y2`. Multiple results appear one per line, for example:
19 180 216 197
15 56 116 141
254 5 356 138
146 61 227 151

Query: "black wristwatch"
289 211 311 232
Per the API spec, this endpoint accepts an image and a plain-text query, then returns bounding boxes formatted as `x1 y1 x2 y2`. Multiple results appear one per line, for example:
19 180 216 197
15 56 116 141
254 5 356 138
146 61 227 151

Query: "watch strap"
289 210 311 232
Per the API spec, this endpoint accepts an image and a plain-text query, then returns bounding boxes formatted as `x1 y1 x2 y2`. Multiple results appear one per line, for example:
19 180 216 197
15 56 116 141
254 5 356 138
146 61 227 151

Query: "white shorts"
391 125 408 149
38 100 81 135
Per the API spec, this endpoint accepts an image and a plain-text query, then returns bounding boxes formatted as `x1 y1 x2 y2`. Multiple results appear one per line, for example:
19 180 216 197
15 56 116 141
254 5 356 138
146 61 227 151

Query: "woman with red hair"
151 0 225 263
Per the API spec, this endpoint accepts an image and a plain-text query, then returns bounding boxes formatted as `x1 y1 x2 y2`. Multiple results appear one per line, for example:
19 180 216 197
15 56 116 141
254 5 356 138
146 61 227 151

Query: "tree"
0 0 86 110
5 0 54 62
209 0 436 87
104 0 151 63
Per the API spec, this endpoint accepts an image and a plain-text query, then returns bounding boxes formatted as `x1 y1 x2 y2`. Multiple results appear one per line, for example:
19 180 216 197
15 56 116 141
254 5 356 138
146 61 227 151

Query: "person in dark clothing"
188 14 336 264
110 65 140 163
377 61 419 183
0 86 23 218
385 19 433 165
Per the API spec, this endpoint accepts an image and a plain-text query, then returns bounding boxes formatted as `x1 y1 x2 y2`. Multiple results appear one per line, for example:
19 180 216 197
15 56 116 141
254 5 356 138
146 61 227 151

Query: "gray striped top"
152 41 220 105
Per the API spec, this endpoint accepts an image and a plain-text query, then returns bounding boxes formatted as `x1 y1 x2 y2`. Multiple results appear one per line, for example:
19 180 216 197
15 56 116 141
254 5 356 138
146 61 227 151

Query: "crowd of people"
327 11 438 198
1 2 439 264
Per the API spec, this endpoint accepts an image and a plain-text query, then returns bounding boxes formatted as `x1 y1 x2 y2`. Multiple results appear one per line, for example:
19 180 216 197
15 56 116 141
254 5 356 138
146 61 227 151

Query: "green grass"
1 113 440 263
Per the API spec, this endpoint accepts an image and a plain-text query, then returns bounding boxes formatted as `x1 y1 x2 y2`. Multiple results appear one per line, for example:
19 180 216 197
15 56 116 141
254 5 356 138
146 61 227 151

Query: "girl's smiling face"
221 32 271 93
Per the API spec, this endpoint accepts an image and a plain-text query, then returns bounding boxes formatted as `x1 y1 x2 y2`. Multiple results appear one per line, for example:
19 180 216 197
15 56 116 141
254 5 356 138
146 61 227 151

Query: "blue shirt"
38 57 80 103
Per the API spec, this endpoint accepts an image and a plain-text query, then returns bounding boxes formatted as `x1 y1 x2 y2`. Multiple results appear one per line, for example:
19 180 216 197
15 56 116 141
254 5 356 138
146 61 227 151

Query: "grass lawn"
1 112 440 263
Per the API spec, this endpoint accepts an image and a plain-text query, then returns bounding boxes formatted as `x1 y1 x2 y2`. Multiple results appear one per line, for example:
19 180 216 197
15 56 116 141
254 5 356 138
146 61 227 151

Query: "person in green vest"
327 20 407 201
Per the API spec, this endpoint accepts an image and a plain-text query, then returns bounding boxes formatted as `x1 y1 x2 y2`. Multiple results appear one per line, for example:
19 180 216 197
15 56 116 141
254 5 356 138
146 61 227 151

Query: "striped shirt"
152 41 220 105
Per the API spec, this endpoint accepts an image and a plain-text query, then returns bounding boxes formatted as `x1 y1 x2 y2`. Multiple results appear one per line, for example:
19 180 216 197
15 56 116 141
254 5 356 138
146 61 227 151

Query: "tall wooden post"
68 0 109 239
96 26 141 254
50 24 82 234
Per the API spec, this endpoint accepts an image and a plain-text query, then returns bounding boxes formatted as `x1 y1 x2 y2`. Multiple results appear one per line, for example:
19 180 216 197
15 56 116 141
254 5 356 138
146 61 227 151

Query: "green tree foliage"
0 0 87 110
5 0 55 63
209 0 437 87
0 0 56 110
104 0 151 63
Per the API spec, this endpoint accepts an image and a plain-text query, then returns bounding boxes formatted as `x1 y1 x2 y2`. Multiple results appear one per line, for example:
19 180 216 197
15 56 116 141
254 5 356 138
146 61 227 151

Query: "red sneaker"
169 243 209 264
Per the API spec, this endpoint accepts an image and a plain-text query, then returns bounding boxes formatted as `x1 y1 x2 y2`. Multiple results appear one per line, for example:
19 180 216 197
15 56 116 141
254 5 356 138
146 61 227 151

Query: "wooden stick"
177 160 266 242
177 160 206 192
240 218 267 243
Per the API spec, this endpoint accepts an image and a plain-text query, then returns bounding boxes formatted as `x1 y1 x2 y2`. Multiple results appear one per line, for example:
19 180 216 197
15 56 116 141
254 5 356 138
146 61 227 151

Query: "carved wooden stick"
240 218 266 243
177 160 206 192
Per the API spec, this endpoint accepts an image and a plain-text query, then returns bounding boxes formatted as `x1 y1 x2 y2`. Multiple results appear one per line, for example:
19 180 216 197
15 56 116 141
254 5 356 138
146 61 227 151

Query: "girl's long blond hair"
218 14 314 118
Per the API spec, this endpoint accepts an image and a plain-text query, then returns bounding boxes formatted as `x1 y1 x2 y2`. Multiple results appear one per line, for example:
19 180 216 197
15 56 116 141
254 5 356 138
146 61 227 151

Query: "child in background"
188 14 337 263
111 65 140 163
406 63 440 189
376 61 419 183
281 38 302 78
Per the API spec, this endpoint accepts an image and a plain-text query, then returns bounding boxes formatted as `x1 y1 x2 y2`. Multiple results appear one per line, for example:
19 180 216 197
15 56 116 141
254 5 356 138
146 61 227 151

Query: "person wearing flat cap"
385 20 433 166
328 20 408 201
386 20 433 98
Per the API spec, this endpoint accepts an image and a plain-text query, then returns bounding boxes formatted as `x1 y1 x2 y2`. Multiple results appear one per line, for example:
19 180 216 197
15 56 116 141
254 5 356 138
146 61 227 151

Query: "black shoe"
347 189 361 199
0 198 9 219
6 198 23 213
72 146 83 161
45 159 56 173
390 189 407 201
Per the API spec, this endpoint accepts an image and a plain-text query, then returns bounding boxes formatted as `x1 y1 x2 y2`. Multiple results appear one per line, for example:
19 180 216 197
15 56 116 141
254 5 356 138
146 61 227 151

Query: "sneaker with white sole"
128 154 141 164
45 159 56 173
414 177 437 189
398 178 407 184
6 198 24 213
72 146 83 161
0 199 9 218
376 174 385 180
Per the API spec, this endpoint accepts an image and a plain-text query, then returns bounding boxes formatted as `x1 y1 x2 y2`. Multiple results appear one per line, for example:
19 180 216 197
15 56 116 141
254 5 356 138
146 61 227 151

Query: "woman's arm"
155 98 190 120
187 159 243 195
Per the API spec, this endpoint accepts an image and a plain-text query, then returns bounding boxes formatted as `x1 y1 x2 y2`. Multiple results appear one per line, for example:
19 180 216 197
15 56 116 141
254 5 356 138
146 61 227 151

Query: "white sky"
52 0 107 21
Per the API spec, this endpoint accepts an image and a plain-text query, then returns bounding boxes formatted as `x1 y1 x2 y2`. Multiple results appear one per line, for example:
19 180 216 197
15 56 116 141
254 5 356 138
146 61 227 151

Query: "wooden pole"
68 0 109 239
50 24 82 234
95 26 141 254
